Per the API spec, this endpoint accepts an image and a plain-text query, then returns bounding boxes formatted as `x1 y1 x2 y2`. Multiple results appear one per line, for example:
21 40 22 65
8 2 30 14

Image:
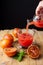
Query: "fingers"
35 1 43 16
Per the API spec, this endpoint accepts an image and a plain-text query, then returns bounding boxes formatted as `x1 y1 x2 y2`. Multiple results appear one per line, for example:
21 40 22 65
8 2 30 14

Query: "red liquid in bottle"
34 20 43 28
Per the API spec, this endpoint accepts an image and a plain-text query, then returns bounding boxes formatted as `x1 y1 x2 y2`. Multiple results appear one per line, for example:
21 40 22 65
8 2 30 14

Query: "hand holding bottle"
35 1 43 19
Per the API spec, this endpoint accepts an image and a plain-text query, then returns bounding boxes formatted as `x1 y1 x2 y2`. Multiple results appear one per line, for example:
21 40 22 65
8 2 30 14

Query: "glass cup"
17 31 33 48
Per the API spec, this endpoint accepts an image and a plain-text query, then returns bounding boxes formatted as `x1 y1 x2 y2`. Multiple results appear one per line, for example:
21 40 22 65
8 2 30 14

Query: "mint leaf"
13 50 25 62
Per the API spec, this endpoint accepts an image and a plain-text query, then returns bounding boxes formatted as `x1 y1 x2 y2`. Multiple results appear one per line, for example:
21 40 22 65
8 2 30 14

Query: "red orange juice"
26 20 43 29
33 20 43 28
18 19 43 48
18 33 33 48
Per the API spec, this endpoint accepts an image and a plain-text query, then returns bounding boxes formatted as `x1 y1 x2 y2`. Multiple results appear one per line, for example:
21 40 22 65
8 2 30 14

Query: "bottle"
33 15 43 28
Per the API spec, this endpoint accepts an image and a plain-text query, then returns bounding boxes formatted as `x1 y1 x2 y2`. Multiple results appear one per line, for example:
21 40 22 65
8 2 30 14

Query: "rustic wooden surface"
0 29 43 65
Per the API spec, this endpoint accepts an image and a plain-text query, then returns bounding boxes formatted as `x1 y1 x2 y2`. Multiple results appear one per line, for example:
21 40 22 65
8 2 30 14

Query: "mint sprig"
13 50 25 62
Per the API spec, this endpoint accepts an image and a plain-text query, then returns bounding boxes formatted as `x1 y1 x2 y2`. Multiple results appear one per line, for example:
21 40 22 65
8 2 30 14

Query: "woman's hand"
35 1 43 17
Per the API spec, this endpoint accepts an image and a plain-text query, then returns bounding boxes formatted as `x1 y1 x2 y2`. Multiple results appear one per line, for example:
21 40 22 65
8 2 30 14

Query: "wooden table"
0 29 43 65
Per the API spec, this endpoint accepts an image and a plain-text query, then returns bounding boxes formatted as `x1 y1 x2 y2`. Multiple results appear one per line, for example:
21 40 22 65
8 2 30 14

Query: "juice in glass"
18 33 33 48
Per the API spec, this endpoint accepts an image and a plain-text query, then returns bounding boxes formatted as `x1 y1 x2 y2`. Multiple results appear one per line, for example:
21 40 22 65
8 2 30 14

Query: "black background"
1 0 43 30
